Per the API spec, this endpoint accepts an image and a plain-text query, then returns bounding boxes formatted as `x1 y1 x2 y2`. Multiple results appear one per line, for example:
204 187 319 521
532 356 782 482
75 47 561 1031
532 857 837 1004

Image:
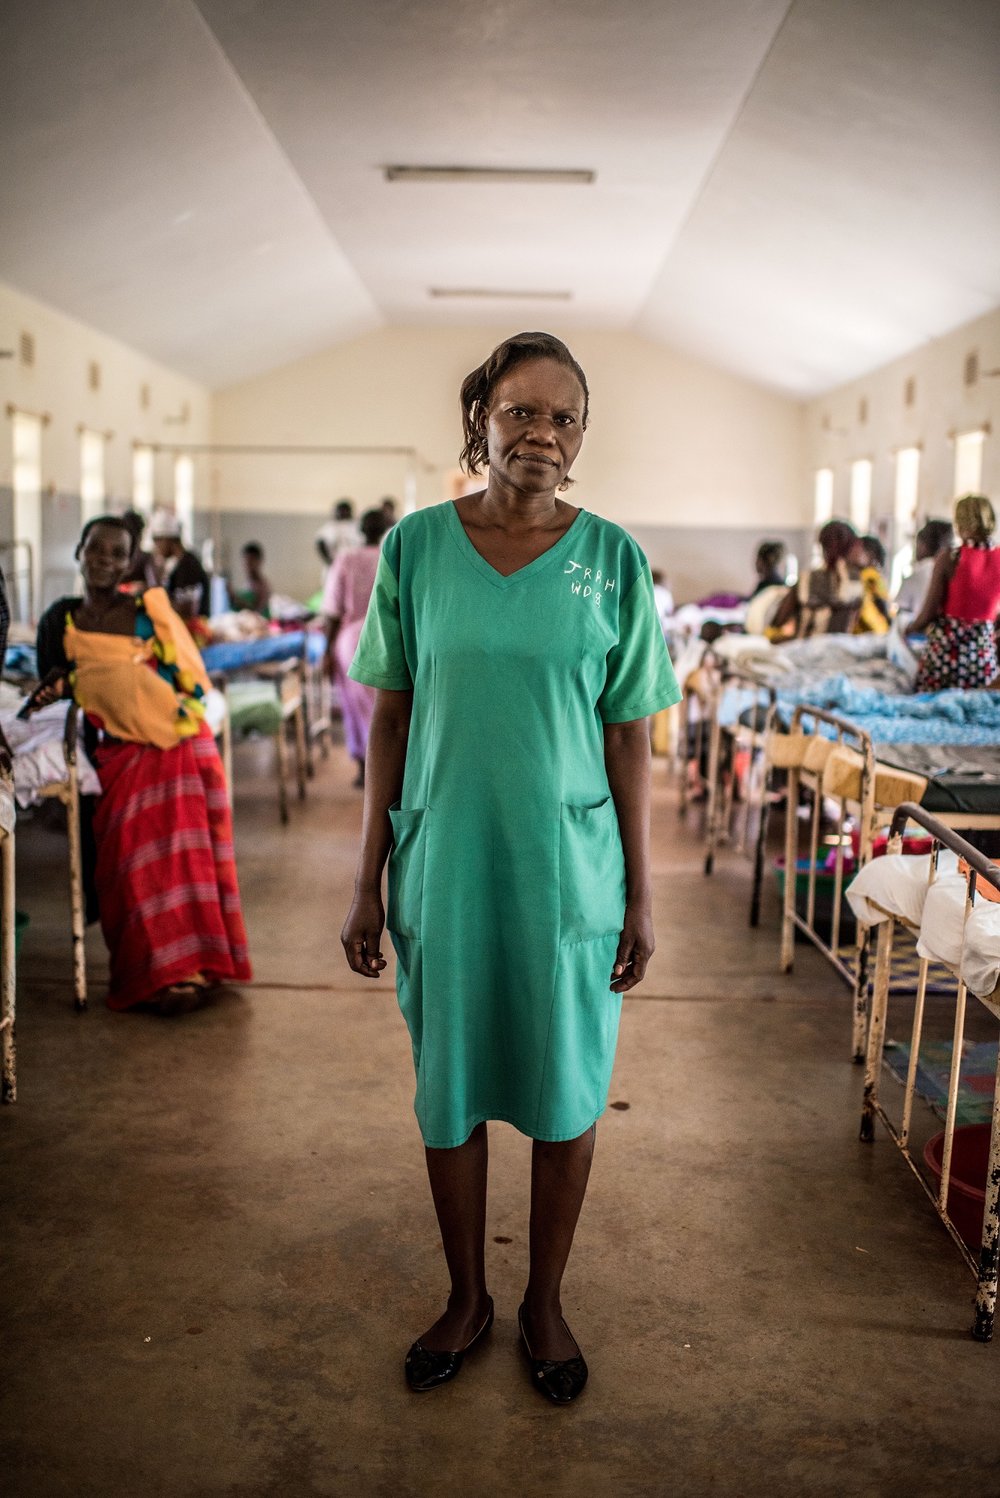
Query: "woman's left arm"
604 718 654 994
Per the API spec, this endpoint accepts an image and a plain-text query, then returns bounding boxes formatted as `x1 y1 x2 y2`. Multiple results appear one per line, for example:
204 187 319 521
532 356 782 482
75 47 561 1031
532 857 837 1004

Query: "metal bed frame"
697 657 1000 1059
700 657 779 929
217 658 308 825
36 704 88 1012
676 654 713 819
858 802 1000 1343
1 769 16 1102
777 703 879 1062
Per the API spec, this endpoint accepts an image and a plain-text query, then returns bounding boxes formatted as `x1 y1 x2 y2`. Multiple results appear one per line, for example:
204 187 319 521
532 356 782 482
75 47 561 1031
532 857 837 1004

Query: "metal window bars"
857 802 1000 1343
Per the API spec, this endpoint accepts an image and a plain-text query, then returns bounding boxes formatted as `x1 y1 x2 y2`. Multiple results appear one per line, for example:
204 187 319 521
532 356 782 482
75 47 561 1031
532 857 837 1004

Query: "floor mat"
837 924 956 996
883 1038 998 1126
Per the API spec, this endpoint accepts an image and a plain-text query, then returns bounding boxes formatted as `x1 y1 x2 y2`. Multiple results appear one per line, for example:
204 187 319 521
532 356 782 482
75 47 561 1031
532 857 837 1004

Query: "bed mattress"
876 746 1000 817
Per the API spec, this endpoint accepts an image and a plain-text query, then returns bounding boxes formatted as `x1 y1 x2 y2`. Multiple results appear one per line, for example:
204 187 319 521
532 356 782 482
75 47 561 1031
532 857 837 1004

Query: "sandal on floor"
148 983 206 1016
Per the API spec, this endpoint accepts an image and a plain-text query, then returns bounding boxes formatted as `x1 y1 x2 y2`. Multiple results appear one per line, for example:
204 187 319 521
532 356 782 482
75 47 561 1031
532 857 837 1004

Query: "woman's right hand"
341 888 388 978
20 669 70 716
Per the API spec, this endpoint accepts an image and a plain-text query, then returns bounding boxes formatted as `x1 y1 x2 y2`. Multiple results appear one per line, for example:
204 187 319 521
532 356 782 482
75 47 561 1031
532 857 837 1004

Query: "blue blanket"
780 677 1000 747
200 630 325 674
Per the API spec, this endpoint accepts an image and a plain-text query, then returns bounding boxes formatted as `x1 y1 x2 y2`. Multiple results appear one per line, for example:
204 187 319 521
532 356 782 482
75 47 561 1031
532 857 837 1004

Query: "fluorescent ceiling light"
385 166 595 185
429 288 573 301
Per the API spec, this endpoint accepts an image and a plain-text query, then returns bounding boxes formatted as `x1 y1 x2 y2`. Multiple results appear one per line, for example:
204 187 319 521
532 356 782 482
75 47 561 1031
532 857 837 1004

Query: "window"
814 468 833 526
11 411 42 621
954 429 985 497
132 445 154 514
849 459 872 532
80 429 105 522
891 447 921 594
173 454 194 537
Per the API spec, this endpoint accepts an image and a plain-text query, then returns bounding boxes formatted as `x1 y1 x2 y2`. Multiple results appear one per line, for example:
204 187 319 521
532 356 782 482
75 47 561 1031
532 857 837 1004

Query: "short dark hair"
121 508 146 543
916 518 953 556
859 533 886 570
359 508 390 546
334 499 354 520
756 540 786 573
242 541 264 559
459 331 589 482
75 515 134 561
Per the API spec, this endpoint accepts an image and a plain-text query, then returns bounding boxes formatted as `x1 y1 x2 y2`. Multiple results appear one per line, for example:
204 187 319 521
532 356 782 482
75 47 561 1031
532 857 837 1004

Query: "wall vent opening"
139 383 151 411
88 360 101 392
19 331 35 367
858 397 868 425
904 377 916 407
964 351 979 387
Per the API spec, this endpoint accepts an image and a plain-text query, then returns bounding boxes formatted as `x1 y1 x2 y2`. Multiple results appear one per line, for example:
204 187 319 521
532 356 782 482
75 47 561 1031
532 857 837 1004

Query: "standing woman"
323 506 391 787
34 517 251 1014
908 494 1000 691
341 333 680 1402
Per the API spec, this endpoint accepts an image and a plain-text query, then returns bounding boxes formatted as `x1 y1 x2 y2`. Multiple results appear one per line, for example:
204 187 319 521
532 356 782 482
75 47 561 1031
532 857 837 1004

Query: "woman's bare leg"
417 1121 492 1351
521 1124 596 1359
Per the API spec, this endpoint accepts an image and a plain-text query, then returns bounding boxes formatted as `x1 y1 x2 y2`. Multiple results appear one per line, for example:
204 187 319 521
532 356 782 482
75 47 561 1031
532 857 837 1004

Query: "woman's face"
483 357 586 494
80 523 132 591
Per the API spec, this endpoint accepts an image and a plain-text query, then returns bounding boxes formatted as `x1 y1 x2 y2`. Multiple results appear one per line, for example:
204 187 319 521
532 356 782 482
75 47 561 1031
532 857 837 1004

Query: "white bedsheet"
846 852 1000 999
0 701 101 807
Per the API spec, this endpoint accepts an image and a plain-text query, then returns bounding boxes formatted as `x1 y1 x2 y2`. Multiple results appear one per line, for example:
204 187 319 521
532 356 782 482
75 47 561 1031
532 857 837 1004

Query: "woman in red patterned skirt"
908 494 1000 692
33 516 251 1014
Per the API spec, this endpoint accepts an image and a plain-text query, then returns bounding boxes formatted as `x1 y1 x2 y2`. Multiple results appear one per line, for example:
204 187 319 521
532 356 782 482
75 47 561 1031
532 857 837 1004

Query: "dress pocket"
387 804 428 938
559 797 625 943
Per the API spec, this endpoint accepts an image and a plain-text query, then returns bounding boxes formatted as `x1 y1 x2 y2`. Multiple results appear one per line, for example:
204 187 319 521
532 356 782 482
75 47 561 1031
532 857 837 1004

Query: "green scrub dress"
349 501 680 1148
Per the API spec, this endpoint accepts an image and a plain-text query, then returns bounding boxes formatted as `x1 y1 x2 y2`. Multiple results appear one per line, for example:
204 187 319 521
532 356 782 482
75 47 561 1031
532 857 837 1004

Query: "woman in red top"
908 494 1000 691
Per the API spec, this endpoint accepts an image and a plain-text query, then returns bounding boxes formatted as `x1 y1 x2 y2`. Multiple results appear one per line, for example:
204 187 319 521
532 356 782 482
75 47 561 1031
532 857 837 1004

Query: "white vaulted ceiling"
2 0 999 394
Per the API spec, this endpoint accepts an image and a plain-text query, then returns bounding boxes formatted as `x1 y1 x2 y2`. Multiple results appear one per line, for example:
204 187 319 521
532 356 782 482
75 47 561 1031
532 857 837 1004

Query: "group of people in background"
740 494 1000 691
3 489 401 1015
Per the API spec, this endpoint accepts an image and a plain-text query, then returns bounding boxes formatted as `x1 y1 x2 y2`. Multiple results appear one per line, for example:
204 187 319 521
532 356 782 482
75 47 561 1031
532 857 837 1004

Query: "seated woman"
908 494 1000 692
894 517 953 628
34 516 252 1014
767 519 860 639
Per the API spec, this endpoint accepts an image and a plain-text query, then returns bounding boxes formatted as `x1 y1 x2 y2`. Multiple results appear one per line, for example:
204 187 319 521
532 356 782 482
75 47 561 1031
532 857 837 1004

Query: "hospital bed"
847 803 1000 1343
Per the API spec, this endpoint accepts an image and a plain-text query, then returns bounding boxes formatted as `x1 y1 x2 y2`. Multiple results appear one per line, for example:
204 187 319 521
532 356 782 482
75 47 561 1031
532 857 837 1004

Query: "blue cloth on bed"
200 630 325 673
4 643 38 678
781 677 1000 746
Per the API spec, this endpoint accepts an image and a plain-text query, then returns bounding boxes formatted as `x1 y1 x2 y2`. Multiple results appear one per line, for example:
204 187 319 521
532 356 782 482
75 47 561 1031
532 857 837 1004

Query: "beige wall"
0 280 211 504
210 326 807 531
804 306 1000 529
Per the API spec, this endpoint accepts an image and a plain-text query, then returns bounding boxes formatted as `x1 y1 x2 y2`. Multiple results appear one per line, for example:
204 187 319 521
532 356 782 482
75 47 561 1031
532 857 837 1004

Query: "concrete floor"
2 739 998 1498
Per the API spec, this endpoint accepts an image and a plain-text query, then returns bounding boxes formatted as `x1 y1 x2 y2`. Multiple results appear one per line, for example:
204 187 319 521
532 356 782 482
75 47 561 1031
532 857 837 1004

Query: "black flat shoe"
404 1298 494 1392
517 1304 588 1405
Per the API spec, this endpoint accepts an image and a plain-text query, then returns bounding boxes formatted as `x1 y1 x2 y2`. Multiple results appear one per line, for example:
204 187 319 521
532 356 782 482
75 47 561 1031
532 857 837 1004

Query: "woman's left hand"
610 904 654 993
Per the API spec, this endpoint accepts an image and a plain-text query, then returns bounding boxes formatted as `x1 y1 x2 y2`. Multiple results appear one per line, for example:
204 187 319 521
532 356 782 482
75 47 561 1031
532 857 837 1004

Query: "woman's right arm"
341 687 413 977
